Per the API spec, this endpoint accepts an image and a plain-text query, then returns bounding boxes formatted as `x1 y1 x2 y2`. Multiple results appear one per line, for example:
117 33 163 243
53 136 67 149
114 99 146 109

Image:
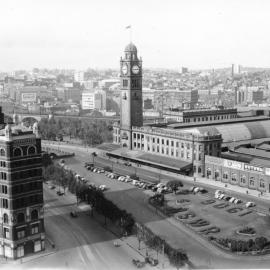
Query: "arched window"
31 209 38 220
0 149 6 157
27 146 37 156
198 166 202 173
13 148 23 157
223 171 228 180
214 170 220 180
206 168 212 178
17 213 25 223
240 175 246 184
3 213 8 224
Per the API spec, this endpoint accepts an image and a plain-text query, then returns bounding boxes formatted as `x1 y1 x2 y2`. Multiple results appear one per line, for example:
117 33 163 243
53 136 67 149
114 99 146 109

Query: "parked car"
224 196 231 201
132 180 139 185
246 202 256 208
124 162 132 166
235 199 242 204
56 191 64 196
118 176 125 181
99 185 107 191
229 197 236 203
70 211 78 218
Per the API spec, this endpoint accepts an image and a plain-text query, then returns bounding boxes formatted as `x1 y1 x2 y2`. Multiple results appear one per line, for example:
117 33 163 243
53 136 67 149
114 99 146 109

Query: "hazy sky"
1 0 270 71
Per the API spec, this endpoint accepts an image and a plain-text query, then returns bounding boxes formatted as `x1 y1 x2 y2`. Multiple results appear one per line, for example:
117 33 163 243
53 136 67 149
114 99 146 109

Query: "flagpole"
130 26 132 43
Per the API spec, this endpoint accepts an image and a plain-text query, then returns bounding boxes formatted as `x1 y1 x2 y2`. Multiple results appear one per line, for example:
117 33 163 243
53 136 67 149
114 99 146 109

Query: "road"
16 185 154 270
43 142 270 269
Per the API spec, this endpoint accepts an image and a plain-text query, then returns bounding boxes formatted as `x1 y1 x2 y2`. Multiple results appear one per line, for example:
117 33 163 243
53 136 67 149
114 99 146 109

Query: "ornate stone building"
0 122 44 259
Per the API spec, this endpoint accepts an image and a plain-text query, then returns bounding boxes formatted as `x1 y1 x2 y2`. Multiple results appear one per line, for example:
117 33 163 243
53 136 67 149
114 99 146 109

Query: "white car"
99 185 107 191
156 183 165 188
229 197 236 203
246 202 256 208
118 176 125 181
132 180 139 185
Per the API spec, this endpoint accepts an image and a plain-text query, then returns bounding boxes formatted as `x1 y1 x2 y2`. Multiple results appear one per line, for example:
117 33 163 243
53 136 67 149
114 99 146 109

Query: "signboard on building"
264 168 270 176
244 164 264 173
21 92 37 103
224 159 243 170
205 155 224 165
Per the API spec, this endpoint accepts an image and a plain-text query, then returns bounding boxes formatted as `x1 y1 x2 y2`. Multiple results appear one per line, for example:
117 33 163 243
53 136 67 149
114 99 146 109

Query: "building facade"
163 108 238 123
113 43 222 176
205 155 270 193
0 123 45 259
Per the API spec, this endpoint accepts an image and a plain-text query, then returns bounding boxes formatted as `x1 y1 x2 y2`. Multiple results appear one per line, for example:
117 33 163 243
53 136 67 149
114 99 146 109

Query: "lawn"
165 191 270 240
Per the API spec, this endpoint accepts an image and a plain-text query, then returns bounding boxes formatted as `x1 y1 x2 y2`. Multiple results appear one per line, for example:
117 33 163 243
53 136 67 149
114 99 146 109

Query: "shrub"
227 207 243 213
238 227 256 235
149 194 165 207
201 199 216 205
213 203 229 209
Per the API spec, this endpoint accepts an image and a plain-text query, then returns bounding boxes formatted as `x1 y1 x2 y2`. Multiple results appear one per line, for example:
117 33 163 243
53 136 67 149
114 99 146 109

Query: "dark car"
56 191 64 196
145 257 158 266
70 211 78 218
124 162 132 166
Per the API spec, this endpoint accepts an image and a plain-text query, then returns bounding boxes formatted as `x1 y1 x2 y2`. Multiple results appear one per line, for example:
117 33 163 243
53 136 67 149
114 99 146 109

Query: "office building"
0 122 45 259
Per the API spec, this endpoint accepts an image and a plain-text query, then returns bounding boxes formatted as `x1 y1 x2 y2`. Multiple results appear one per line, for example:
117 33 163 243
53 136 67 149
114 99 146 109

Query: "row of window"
12 181 42 195
11 158 41 169
3 209 39 224
0 146 37 157
183 114 236 123
12 168 42 181
207 169 266 188
3 224 39 239
1 194 43 209
134 134 220 151
122 79 141 88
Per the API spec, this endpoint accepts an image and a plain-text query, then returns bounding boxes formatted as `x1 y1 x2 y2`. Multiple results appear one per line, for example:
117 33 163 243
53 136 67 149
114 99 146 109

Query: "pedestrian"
246 190 248 194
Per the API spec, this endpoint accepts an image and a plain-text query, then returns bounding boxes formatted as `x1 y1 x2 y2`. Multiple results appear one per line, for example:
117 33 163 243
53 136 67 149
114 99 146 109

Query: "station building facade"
113 43 223 176
205 155 270 193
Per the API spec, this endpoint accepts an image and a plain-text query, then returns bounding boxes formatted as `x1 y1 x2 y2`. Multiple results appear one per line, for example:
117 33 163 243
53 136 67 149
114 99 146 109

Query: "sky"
0 0 270 71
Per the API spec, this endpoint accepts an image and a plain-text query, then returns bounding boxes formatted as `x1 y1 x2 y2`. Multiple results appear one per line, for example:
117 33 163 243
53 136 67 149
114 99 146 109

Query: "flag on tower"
126 25 131 29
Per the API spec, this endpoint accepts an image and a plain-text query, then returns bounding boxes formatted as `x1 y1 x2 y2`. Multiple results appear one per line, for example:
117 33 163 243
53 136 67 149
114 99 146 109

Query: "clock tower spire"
119 43 143 149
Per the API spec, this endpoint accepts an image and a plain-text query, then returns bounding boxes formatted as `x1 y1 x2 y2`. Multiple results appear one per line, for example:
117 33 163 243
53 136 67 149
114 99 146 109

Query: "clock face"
122 64 128 75
132 65 140 74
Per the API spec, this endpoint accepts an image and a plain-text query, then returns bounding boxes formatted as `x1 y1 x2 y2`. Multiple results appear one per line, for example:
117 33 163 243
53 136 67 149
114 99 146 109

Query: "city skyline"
1 0 270 71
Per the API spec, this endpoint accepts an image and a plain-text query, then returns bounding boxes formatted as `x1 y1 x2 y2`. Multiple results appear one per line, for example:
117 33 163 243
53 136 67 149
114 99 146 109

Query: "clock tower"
119 43 143 149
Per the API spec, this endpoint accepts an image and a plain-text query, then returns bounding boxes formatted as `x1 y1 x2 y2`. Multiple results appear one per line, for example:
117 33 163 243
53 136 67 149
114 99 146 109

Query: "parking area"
165 189 270 240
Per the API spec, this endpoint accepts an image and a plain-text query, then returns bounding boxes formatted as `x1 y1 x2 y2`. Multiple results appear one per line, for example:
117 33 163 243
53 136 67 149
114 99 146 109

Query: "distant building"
181 67 188 74
16 86 53 104
142 89 198 111
74 71 85 83
235 86 264 105
81 90 106 110
163 108 238 123
0 123 45 259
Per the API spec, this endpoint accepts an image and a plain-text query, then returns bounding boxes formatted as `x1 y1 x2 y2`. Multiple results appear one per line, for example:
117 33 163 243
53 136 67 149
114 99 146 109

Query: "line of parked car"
84 163 174 194
215 190 256 208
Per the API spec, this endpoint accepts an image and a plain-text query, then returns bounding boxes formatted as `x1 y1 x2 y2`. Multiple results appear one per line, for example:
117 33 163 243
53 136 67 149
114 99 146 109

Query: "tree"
168 249 188 270
42 153 52 168
166 180 183 194
91 152 97 165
